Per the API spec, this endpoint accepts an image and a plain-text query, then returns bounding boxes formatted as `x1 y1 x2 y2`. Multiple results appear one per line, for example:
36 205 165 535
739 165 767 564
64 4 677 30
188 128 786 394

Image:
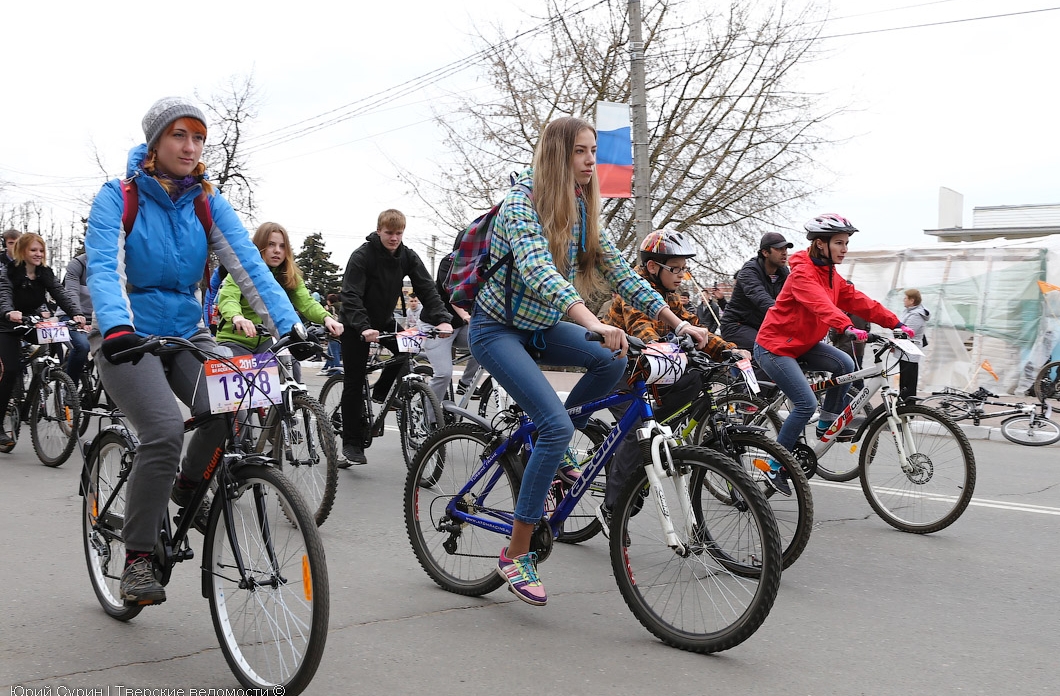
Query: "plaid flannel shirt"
604 266 735 360
476 169 664 330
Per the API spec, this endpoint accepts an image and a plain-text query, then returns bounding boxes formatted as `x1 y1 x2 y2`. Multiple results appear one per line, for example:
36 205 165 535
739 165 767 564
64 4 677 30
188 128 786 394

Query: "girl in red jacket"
752 214 912 495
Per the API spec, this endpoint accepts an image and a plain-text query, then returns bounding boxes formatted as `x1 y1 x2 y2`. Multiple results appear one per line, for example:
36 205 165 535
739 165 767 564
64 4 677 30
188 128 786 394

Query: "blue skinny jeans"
753 341 855 451
469 311 626 524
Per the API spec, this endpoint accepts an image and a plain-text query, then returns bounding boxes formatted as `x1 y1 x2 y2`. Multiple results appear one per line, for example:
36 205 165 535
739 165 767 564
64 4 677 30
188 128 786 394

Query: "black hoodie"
339 232 451 334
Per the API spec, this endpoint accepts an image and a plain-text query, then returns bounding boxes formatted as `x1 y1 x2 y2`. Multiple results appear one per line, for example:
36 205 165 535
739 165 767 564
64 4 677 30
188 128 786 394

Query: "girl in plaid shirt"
469 117 709 606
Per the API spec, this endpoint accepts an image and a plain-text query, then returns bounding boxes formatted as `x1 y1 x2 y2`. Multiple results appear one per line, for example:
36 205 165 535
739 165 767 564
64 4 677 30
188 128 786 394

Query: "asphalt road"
3 370 1059 696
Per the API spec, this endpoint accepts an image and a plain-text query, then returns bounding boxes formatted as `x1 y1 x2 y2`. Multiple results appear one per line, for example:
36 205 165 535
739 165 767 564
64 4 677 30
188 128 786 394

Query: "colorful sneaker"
764 466 792 497
556 448 582 485
120 557 166 606
496 547 547 606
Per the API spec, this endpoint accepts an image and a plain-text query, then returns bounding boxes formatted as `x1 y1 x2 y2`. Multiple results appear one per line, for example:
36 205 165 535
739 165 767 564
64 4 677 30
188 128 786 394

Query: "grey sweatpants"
92 329 228 552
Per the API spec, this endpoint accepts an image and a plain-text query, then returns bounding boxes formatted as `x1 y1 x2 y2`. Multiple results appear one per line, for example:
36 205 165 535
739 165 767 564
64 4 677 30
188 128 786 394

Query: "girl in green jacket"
216 222 343 380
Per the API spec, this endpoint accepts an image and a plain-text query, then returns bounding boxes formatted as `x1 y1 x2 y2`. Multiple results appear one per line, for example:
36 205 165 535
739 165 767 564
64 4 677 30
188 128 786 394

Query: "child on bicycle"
753 214 911 494
0 233 86 448
469 116 698 606
85 96 311 606
214 221 344 380
598 229 737 533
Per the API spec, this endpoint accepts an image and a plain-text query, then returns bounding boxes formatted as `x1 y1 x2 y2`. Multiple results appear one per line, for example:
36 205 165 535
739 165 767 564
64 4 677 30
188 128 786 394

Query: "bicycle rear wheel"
611 445 781 653
318 373 344 440
1033 360 1060 404
405 423 519 596
0 400 20 453
701 432 813 569
82 429 142 621
399 378 445 470
31 370 81 466
268 393 339 526
859 405 976 533
1000 414 1060 446
916 393 975 422
204 464 329 694
555 419 607 544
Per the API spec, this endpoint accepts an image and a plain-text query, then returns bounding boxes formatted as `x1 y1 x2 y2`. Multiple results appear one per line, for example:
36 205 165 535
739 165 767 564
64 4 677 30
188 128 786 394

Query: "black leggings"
0 333 23 423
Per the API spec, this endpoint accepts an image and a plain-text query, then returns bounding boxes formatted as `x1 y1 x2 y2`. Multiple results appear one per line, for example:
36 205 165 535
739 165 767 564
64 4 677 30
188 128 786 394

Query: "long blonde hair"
253 222 303 291
531 117 606 299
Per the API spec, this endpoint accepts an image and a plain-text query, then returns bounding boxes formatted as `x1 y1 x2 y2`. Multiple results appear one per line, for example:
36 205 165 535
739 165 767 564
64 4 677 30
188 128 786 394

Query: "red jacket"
755 250 898 358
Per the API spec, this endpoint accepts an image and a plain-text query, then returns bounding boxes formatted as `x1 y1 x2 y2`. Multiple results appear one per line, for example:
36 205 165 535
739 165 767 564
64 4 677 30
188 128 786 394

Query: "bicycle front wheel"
269 393 340 526
398 378 444 470
31 370 81 466
916 393 976 422
711 394 782 440
702 432 813 569
82 430 142 621
1000 414 1060 446
611 446 781 653
405 423 520 596
476 376 514 421
859 405 976 533
204 464 329 694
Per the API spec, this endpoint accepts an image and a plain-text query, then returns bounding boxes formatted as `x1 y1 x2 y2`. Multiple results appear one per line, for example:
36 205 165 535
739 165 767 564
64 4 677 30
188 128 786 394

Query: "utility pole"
628 0 652 245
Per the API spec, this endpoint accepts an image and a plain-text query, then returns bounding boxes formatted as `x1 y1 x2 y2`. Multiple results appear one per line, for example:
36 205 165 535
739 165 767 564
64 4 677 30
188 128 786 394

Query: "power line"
819 5 1060 40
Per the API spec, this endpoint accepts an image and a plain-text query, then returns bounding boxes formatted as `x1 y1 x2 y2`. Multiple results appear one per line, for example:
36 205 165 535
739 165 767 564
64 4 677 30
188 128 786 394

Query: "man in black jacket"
339 209 453 465
719 231 792 351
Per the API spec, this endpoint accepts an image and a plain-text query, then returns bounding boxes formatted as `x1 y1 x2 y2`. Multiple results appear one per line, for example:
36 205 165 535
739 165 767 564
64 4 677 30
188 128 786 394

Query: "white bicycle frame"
796 336 925 471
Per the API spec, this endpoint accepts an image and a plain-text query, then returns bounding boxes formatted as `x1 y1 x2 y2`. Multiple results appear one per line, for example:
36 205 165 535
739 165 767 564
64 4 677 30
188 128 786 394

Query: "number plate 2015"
204 354 281 414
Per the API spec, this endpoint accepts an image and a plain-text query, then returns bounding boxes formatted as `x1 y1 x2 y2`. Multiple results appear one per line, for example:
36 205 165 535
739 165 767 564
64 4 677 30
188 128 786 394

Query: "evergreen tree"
295 231 342 297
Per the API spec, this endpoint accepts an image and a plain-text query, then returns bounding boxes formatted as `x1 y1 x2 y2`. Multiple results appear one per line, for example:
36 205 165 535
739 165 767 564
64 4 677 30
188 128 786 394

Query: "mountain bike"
653 341 813 570
319 329 444 468
1 317 82 466
414 346 514 423
747 331 976 533
79 334 329 694
405 332 781 654
918 386 1060 446
232 328 339 526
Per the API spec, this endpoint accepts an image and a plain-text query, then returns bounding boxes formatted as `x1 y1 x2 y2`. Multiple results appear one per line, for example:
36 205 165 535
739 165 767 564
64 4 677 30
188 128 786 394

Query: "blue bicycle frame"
445 379 657 537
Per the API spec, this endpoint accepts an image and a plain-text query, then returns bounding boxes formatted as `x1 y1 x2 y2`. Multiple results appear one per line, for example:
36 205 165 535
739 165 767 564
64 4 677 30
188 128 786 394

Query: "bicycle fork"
637 421 693 555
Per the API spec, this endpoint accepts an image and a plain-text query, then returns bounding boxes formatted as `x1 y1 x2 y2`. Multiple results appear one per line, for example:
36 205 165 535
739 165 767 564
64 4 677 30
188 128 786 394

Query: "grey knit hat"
142 96 207 149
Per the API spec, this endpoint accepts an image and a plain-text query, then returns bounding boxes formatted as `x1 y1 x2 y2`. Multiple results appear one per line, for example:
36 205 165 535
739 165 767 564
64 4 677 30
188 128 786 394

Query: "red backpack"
447 181 531 323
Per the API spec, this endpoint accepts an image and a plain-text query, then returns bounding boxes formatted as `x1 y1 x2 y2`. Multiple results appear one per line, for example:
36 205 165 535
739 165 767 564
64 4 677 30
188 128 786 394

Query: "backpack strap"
486 182 531 324
120 176 214 289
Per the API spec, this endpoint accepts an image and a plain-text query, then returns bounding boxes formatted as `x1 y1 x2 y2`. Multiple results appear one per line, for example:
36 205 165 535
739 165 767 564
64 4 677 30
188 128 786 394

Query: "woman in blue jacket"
85 96 309 607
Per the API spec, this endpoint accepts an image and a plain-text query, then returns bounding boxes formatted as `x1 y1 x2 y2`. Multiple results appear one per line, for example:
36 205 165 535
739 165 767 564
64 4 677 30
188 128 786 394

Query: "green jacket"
215 271 330 350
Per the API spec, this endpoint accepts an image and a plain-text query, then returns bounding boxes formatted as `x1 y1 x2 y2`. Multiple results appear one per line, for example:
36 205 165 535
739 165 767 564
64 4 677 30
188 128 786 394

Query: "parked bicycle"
745 331 976 533
1 316 82 466
919 386 1060 446
1033 359 1060 407
79 333 329 694
319 329 444 469
405 332 781 654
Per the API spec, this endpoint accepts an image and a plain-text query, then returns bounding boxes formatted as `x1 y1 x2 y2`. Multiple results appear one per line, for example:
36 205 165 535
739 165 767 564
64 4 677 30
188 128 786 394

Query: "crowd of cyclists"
6 96 932 624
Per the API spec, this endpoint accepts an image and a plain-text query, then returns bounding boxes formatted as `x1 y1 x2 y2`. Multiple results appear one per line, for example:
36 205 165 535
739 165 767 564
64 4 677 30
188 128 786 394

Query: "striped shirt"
476 170 664 330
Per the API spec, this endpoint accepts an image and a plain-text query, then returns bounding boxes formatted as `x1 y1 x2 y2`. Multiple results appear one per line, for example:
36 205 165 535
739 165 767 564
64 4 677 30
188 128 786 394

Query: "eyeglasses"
656 262 688 276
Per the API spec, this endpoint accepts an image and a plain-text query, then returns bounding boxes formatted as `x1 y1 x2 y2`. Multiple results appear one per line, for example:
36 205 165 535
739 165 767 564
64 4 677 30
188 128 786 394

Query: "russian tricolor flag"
595 101 633 199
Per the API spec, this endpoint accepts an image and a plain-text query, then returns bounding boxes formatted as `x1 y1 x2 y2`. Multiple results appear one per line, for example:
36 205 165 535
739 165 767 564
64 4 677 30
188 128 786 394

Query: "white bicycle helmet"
804 213 858 240
639 229 697 265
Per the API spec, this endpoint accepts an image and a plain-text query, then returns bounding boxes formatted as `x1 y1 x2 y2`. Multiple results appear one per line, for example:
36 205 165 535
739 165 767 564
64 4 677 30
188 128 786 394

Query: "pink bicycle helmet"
804 213 858 240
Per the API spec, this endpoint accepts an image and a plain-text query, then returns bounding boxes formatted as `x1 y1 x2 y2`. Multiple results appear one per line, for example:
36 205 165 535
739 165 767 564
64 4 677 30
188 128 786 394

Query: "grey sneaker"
595 504 630 547
170 481 210 534
120 557 166 606
342 443 367 465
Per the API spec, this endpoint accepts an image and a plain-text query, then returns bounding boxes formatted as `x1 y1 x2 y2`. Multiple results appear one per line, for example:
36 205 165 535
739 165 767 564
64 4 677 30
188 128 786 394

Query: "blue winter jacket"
86 145 301 340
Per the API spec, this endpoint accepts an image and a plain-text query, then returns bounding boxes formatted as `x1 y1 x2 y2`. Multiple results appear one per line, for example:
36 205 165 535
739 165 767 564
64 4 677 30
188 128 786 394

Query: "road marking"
811 480 1060 516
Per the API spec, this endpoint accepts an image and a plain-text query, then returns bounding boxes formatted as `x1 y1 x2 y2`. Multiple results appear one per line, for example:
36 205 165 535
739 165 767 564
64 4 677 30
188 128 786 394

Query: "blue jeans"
323 339 342 371
753 341 854 451
470 311 626 524
64 329 91 384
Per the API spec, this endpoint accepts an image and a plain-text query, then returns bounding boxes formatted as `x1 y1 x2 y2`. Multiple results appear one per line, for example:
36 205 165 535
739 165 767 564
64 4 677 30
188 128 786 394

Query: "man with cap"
719 231 793 351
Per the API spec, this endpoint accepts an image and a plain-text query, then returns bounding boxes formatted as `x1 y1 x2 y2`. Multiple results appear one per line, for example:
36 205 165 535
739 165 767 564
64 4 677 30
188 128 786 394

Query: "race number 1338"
205 355 281 414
